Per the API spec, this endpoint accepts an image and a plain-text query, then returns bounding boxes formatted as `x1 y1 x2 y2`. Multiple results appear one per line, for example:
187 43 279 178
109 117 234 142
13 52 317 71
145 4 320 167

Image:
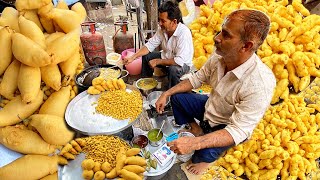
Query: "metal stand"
126 0 157 48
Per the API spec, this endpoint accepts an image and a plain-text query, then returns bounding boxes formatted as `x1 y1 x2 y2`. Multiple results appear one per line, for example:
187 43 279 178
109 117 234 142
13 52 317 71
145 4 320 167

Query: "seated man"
155 9 276 174
123 0 194 88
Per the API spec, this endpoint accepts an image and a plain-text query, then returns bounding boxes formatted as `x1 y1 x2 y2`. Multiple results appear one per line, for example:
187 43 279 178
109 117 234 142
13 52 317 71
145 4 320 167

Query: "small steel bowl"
147 128 164 147
131 135 149 148
135 78 158 96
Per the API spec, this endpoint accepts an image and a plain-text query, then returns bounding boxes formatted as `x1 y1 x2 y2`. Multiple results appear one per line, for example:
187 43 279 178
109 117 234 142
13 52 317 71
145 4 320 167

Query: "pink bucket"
121 48 142 75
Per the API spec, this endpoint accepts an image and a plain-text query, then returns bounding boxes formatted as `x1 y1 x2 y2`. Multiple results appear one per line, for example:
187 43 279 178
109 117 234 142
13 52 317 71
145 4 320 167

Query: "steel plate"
65 86 142 135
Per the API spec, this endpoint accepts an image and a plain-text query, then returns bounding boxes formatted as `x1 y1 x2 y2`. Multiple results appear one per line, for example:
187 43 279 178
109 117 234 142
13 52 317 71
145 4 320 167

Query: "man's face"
214 18 244 59
158 12 176 33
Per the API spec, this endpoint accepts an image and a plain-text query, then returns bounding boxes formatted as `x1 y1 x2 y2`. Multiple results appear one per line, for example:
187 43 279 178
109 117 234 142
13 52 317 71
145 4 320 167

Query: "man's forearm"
133 46 149 59
156 58 177 66
193 129 235 150
164 79 193 97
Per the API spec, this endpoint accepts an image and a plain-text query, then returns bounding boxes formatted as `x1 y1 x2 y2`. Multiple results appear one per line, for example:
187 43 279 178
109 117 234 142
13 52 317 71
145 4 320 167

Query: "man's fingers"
156 103 164 114
156 105 161 113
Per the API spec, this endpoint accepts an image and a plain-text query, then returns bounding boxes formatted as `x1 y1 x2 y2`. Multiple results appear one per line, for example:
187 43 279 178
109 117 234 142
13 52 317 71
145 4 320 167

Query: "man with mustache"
123 0 194 88
156 9 276 175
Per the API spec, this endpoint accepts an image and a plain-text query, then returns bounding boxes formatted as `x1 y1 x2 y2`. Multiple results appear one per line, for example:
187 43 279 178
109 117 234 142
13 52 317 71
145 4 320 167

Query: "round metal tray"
65 86 142 135
59 135 131 180
143 143 176 177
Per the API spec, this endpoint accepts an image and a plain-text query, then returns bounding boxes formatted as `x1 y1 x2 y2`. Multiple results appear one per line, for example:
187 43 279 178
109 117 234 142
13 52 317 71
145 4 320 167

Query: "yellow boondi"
81 135 130 167
195 84 212 93
95 90 142 121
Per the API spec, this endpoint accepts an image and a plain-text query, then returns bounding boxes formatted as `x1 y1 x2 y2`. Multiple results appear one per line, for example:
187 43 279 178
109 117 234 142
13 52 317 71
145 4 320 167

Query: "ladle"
156 120 166 139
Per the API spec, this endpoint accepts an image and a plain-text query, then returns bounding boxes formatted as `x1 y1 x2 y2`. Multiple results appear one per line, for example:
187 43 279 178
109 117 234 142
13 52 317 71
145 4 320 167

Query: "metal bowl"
147 128 164 147
147 91 170 109
135 78 158 96
131 135 148 148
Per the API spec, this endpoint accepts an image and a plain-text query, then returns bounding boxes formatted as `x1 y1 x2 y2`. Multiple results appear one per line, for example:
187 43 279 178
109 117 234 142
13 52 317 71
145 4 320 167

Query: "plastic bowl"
107 52 121 65
122 48 142 75
177 132 195 162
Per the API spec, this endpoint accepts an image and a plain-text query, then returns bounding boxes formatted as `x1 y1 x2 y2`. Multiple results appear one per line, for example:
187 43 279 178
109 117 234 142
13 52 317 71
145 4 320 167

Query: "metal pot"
147 91 170 109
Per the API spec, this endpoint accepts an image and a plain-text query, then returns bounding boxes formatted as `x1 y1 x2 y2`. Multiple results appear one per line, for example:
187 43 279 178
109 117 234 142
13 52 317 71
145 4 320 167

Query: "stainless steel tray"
0 144 22 168
144 143 177 177
58 142 176 180
65 87 142 135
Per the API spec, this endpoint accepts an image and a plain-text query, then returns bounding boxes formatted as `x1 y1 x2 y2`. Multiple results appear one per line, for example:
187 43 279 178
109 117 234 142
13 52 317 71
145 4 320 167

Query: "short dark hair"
227 9 270 51
158 1 183 23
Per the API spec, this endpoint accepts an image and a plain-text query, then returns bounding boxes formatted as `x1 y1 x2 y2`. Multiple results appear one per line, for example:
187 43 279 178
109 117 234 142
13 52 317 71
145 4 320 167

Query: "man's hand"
149 59 159 69
155 93 168 114
167 136 197 154
123 56 135 65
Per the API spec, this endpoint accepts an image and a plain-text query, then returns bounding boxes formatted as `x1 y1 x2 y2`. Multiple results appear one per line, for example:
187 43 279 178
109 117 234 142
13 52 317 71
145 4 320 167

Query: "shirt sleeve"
173 31 194 67
145 29 162 53
224 80 275 145
188 56 217 89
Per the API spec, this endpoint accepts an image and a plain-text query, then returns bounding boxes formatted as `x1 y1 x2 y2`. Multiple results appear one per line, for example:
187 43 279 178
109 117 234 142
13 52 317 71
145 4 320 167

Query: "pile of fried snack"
58 135 147 180
0 0 87 179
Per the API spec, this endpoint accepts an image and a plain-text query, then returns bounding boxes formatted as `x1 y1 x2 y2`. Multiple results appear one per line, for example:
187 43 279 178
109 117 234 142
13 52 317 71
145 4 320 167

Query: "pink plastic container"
121 48 142 75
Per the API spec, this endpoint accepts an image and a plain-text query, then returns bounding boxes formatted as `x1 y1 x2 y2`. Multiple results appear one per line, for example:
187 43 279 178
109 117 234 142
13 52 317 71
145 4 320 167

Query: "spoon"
156 120 165 139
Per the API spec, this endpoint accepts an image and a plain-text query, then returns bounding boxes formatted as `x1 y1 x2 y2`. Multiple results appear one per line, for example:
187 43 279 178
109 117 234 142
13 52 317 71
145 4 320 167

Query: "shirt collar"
231 53 257 79
172 22 182 37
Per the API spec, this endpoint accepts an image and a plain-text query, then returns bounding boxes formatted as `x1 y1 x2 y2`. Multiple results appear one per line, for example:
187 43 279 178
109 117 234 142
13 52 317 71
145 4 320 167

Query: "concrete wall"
112 0 123 5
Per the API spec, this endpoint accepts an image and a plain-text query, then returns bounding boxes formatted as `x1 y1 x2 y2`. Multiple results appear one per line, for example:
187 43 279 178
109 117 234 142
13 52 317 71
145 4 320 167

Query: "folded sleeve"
145 29 162 53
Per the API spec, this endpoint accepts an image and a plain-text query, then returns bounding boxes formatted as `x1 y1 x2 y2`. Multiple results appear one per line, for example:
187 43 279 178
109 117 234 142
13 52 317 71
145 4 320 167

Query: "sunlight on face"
214 18 244 59
158 12 176 33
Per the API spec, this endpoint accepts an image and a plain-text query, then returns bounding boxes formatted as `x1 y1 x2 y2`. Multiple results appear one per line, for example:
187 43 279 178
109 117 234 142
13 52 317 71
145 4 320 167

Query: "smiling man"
123 1 194 88
156 9 276 174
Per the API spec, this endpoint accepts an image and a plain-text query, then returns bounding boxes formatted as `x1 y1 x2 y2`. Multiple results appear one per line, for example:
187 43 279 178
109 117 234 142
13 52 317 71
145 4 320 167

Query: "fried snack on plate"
0 126 55 155
0 155 57 180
